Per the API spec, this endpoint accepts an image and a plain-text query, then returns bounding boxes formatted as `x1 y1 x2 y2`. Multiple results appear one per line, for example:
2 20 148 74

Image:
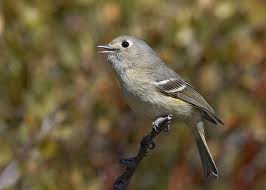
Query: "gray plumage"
98 35 223 178
154 77 224 125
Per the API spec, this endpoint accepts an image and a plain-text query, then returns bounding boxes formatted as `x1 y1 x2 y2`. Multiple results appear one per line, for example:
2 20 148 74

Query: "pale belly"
117 69 194 121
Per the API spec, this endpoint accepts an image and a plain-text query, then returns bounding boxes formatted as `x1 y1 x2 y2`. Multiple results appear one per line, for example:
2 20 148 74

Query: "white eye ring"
121 40 131 48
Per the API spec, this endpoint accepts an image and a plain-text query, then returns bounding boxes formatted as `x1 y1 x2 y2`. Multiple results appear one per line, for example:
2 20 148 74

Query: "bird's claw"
152 121 160 132
152 114 172 132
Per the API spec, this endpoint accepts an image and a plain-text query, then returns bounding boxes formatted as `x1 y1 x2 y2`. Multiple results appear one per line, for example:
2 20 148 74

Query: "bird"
98 35 223 179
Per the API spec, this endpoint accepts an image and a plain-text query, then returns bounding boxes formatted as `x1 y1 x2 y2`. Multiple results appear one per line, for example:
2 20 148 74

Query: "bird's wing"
154 78 224 125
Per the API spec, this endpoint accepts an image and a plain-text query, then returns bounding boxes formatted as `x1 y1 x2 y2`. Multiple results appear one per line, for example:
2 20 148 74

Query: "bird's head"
98 35 159 71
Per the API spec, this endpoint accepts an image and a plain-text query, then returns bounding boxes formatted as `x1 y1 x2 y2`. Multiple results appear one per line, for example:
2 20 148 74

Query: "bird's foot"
152 114 172 132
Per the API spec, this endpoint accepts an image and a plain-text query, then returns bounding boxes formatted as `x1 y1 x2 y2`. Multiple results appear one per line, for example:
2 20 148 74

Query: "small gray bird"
98 35 223 179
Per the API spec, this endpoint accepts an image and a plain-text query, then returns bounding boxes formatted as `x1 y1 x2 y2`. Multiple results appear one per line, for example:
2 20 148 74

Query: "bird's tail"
192 120 218 179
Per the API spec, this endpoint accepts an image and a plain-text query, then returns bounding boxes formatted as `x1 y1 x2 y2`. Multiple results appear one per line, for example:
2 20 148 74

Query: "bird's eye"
121 41 129 48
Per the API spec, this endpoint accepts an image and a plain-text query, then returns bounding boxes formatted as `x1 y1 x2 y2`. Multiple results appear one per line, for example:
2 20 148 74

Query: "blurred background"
0 0 265 189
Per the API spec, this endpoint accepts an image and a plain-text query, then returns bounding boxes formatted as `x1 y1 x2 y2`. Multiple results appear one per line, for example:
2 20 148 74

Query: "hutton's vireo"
98 35 223 179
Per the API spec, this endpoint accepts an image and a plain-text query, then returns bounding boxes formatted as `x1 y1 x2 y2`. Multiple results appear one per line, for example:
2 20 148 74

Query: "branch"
113 114 173 190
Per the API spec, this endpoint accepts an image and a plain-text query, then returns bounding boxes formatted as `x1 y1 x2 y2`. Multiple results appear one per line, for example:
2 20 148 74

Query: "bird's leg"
152 114 172 132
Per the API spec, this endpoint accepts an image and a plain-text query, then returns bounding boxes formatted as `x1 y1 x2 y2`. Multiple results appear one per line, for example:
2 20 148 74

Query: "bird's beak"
97 45 118 54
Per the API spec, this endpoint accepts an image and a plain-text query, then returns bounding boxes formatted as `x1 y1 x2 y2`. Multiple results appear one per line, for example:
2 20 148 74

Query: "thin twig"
113 114 173 190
